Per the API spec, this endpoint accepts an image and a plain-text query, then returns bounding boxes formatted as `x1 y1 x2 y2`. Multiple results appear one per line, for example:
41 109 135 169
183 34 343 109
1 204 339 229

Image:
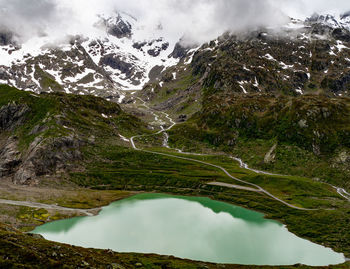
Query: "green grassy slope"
168 94 350 189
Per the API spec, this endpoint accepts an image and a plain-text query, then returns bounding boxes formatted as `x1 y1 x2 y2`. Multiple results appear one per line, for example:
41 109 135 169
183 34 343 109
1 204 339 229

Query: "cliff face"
0 102 83 184
0 85 144 185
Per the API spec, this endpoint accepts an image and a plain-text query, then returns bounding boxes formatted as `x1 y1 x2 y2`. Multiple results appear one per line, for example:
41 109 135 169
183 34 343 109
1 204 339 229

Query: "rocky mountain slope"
0 12 181 101
2 11 350 103
0 85 146 185
1 11 350 268
139 13 350 189
1 11 350 185
143 13 350 110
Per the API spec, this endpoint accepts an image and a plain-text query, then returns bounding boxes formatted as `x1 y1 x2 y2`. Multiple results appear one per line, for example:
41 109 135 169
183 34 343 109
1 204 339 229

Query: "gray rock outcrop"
0 137 21 177
0 103 30 131
13 135 83 185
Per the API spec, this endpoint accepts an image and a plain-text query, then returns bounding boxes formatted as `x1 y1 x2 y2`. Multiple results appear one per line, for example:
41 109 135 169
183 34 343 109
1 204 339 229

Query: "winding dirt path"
0 199 98 216
130 100 321 211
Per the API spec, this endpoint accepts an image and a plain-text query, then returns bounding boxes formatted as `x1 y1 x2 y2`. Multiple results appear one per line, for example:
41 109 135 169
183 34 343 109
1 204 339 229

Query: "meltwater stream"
33 194 345 266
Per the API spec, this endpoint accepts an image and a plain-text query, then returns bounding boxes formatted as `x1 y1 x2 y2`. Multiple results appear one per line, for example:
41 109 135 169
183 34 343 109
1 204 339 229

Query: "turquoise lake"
33 193 345 266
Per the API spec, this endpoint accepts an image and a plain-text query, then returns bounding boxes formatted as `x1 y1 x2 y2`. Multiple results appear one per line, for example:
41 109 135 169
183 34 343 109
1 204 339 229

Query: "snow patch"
279 62 294 69
263 54 276 61
118 94 125 103
119 134 130 142
295 88 303 94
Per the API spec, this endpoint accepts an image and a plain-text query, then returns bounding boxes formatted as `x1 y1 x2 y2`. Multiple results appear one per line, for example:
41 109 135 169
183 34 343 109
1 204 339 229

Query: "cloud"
277 0 350 19
89 0 290 45
0 0 350 46
0 0 59 40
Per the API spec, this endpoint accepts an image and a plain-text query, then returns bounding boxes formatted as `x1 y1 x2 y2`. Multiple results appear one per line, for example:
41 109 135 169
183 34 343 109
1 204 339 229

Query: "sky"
0 0 350 46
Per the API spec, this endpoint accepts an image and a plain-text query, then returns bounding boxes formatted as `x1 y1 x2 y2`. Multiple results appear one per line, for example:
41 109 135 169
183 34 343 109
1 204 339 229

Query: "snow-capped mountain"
0 12 183 102
1 11 350 101
142 11 350 112
305 12 350 31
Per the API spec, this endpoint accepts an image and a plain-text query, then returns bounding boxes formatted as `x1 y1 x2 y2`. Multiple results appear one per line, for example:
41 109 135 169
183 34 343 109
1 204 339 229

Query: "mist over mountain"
0 0 349 46
1 1 350 267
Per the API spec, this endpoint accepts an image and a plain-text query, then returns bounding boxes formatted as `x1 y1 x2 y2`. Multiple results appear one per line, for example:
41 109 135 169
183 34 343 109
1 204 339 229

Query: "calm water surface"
33 193 345 266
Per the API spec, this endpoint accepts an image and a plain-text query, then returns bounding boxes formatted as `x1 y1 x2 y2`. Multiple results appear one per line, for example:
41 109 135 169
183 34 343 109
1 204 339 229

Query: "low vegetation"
168 94 350 190
1 85 350 267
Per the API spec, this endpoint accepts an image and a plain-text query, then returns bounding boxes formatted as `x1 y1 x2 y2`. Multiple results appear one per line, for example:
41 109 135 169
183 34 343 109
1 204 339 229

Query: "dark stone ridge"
0 137 21 177
169 42 189 59
178 114 187 122
322 72 350 94
100 54 133 77
0 103 30 131
332 28 350 42
147 48 161 57
133 41 147 50
107 14 132 39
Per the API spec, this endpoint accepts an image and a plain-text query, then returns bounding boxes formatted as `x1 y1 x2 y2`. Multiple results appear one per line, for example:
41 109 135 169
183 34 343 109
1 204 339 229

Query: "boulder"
264 144 277 164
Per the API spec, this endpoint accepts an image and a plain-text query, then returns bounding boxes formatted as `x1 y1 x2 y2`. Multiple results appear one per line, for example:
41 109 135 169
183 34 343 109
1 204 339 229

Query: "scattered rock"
27 233 44 239
298 119 308 128
264 144 277 164
334 150 350 166
178 114 187 122
81 260 90 266
107 264 125 269
312 143 321 156
88 135 96 144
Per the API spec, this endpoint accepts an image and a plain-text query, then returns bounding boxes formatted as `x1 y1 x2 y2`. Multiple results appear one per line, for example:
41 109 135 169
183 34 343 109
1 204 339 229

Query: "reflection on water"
33 193 345 266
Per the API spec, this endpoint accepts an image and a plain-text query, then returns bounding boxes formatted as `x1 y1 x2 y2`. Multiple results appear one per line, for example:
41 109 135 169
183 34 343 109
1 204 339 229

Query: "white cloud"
0 0 350 46
277 0 350 19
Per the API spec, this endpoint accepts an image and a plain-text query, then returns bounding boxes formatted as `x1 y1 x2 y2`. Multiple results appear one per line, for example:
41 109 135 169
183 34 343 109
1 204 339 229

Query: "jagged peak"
305 12 350 30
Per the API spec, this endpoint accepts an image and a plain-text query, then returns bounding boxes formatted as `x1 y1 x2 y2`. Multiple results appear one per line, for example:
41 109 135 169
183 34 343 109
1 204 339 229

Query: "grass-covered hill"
141 22 350 117
0 87 349 268
169 93 350 189
138 27 350 191
0 85 147 185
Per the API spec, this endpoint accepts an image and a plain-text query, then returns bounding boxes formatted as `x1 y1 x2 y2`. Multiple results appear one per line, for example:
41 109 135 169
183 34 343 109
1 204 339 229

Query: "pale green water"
33 194 345 266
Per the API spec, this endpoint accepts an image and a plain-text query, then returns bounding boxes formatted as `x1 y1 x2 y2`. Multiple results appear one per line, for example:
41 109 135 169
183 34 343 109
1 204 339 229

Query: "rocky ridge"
0 85 145 185
0 12 182 101
142 12 350 112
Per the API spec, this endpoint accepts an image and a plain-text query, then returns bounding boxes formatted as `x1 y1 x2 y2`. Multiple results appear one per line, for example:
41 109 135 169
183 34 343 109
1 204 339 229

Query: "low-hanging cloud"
0 0 350 46
0 0 59 38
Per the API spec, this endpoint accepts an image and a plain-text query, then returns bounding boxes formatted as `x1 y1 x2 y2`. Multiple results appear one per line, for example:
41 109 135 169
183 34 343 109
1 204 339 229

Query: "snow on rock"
238 81 248 94
0 11 183 98
263 54 277 61
119 134 130 142
279 62 294 70
295 87 303 94
118 94 125 103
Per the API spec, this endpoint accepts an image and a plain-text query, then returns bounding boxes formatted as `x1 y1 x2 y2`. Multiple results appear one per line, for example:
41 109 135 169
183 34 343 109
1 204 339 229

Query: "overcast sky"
0 0 350 45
